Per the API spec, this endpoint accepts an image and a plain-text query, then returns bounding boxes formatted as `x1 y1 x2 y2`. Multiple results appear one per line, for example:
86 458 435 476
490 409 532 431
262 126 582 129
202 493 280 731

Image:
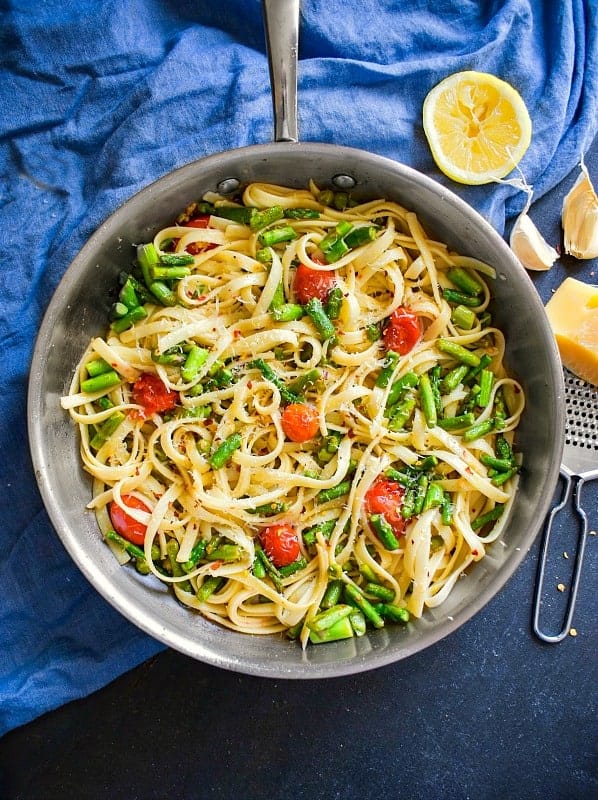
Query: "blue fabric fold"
1 0 596 736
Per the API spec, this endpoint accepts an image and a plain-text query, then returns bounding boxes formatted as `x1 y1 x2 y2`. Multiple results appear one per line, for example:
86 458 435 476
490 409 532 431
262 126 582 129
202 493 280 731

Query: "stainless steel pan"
27 0 565 677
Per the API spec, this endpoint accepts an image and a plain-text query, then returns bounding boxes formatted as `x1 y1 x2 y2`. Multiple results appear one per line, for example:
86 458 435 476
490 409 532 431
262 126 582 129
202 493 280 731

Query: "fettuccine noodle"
62 181 524 647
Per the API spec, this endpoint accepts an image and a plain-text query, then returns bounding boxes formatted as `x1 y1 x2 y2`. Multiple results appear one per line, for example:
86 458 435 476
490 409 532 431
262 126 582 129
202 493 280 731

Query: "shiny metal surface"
262 0 299 142
28 141 565 677
533 370 597 643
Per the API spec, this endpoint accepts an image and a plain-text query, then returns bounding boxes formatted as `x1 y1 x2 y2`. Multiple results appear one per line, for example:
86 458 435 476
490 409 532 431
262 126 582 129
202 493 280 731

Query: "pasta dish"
61 181 524 647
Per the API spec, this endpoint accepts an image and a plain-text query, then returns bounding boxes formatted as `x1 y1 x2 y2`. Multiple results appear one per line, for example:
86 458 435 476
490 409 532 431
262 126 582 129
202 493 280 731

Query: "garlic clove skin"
562 162 598 259
510 209 559 271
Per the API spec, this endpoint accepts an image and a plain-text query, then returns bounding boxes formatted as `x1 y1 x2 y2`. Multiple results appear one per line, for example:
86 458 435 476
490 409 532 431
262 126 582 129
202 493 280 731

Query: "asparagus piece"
436 339 481 367
159 252 195 266
305 297 336 341
316 480 352 505
181 345 209 382
325 287 343 320
369 513 400 551
81 370 121 393
86 358 112 378
249 358 300 405
90 411 126 450
462 418 495 442
111 305 148 333
197 576 225 602
308 615 354 643
375 351 400 388
364 582 395 603
374 603 410 623
321 579 344 609
307 604 353 632
209 432 242 469
182 539 208 572
419 373 438 426
278 557 307 577
258 226 297 247
442 288 481 307
343 583 385 629
166 540 193 593
447 267 482 296
471 504 505 531
272 303 304 322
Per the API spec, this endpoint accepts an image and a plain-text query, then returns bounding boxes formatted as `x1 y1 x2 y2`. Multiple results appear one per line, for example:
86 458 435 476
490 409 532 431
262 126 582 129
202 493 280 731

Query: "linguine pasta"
61 181 524 647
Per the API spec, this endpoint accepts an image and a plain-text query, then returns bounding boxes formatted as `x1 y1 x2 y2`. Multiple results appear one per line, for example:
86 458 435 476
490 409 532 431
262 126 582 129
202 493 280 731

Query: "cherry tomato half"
294 261 337 305
281 403 320 443
132 373 178 417
364 476 407 539
260 523 301 568
186 215 211 228
183 215 218 254
382 307 421 355
109 494 151 546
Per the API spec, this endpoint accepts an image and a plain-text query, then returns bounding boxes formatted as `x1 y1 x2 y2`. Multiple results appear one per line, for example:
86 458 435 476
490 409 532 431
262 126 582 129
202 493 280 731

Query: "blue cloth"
1 0 596 736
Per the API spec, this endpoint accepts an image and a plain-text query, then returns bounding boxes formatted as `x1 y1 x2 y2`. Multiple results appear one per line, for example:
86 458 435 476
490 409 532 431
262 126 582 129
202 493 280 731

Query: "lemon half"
423 70 532 185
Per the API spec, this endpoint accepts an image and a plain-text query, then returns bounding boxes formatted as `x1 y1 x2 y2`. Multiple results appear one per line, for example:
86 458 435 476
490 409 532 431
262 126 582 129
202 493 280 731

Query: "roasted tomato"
364 476 407 539
184 214 218 254
132 373 178 417
382 306 421 355
109 494 151 546
293 261 337 305
260 523 301 567
186 215 211 228
281 403 320 443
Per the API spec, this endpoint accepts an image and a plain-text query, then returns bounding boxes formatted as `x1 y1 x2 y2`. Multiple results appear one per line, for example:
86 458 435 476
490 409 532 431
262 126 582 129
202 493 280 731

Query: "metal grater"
532 369 598 642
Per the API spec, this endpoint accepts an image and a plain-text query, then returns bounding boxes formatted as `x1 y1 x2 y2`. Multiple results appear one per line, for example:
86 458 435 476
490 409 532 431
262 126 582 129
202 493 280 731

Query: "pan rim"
27 142 566 677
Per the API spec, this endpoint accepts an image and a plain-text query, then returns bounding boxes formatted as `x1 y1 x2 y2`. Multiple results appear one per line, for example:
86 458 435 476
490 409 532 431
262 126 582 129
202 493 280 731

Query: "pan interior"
28 142 564 677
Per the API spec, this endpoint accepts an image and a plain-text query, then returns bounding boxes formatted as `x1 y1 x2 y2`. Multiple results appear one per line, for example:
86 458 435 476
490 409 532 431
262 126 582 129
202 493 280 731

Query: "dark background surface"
1 145 596 800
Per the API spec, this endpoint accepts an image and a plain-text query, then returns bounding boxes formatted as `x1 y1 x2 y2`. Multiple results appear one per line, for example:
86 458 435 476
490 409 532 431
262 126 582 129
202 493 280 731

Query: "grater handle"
532 471 590 643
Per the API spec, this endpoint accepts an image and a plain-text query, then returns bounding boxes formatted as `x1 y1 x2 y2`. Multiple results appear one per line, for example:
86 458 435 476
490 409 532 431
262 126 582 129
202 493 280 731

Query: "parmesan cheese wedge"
545 278 598 386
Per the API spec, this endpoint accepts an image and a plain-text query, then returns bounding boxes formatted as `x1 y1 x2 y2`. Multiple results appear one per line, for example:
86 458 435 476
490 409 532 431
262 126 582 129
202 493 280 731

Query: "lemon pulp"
423 71 532 185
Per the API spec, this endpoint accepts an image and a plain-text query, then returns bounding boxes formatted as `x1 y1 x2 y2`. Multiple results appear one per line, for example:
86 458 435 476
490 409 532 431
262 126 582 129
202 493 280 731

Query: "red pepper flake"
247 381 253 389
210 561 223 570
471 549 479 556
347 429 356 438
233 329 242 339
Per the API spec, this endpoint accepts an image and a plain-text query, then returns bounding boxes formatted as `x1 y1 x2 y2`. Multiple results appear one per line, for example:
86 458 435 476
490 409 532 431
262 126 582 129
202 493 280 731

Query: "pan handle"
262 0 300 142
532 471 590 643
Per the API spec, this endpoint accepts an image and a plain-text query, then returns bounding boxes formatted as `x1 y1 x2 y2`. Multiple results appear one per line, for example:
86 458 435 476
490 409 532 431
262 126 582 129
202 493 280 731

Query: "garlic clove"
510 209 559 271
562 161 598 259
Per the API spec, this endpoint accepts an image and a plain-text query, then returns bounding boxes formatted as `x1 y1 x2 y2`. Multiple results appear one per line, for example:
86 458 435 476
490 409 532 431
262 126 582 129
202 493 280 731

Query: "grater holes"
563 369 598 450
